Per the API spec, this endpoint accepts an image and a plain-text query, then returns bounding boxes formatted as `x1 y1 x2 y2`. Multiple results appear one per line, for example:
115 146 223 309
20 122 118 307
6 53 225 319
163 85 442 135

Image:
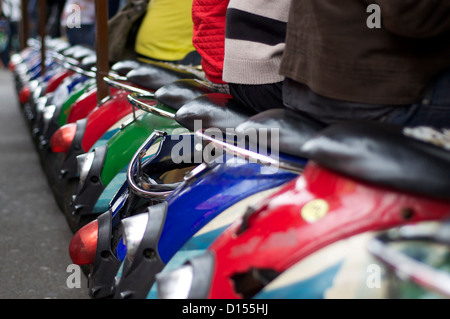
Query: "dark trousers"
283 68 450 130
229 81 284 114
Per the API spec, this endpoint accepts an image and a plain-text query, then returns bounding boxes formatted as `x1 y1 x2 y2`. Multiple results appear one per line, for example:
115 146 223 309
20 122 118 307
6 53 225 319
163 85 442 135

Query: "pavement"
0 68 88 299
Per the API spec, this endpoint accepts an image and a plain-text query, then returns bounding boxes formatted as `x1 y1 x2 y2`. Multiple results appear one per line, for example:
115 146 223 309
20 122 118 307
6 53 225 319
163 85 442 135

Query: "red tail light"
19 86 31 104
50 123 77 153
69 220 99 266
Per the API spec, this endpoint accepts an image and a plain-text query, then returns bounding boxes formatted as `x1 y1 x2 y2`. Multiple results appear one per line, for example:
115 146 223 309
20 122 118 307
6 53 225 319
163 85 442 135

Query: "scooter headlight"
156 265 194 299
29 79 40 91
120 213 149 263
32 83 44 101
156 252 215 299
36 96 48 113
77 152 96 189
9 53 22 69
43 105 56 126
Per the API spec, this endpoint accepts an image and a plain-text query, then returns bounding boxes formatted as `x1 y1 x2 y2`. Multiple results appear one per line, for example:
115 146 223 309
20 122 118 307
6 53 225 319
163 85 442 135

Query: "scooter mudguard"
254 218 450 299
35 73 90 143
113 156 301 299
80 91 139 152
43 68 74 96
146 184 282 299
59 77 144 128
177 162 450 299
65 85 99 124
253 231 383 299
20 60 60 105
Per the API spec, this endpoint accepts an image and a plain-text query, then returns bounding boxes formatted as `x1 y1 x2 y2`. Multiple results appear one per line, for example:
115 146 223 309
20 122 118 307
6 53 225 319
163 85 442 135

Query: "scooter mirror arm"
127 130 174 199
49 51 82 69
368 225 450 298
195 130 304 174
63 62 97 78
103 76 152 95
48 51 98 78
127 93 176 120
48 51 95 78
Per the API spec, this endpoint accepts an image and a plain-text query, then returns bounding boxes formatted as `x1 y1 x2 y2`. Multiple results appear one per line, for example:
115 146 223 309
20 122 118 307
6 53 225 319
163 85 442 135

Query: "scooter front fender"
201 162 450 299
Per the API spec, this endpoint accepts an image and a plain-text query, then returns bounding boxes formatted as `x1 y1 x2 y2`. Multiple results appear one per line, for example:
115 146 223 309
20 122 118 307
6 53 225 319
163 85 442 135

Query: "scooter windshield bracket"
195 129 304 174
103 76 153 96
368 221 450 298
127 130 175 199
127 93 176 120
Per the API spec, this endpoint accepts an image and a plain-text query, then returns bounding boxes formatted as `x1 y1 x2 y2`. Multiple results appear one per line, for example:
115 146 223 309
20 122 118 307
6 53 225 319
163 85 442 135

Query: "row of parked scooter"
10 37 450 299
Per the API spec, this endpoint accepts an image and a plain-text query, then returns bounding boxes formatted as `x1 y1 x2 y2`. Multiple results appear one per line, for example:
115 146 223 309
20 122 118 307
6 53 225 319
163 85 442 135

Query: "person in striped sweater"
222 0 291 113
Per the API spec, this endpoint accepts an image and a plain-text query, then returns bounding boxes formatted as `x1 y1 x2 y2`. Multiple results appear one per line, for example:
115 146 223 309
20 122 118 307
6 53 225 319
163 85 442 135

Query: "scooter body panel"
57 79 97 127
159 158 300 263
44 69 74 95
205 162 450 299
80 90 136 152
114 157 301 299
66 86 99 124
100 110 182 186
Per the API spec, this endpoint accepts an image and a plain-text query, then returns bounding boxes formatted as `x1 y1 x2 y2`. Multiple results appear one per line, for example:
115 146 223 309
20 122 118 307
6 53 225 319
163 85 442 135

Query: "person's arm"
374 0 450 38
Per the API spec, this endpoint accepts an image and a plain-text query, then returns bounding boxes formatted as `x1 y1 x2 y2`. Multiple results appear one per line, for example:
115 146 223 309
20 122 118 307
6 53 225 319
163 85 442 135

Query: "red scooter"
156 121 450 299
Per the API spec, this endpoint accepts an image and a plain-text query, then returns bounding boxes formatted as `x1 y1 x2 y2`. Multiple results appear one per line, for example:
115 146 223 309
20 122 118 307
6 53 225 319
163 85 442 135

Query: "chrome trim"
183 163 209 182
63 62 96 78
77 152 96 190
156 265 194 299
103 76 152 95
121 213 149 263
127 93 176 120
50 51 94 78
368 223 450 298
195 129 304 174
127 130 174 199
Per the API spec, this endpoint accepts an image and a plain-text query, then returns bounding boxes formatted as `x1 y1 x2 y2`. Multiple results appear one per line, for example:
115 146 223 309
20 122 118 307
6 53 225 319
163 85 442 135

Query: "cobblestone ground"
0 69 88 299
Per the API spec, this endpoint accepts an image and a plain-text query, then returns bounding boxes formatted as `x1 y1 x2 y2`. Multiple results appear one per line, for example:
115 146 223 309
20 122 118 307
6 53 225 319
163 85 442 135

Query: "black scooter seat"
111 60 145 76
79 54 97 71
175 93 255 132
61 45 94 61
126 61 201 91
71 47 96 61
302 121 450 201
53 41 71 54
154 79 216 111
235 108 325 158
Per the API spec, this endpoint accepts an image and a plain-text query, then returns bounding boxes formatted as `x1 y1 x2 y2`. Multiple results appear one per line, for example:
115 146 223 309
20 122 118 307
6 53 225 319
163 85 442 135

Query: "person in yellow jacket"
135 0 201 65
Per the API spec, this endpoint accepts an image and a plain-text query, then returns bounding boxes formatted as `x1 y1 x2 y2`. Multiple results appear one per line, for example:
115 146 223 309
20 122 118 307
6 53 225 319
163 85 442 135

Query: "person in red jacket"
192 0 230 93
